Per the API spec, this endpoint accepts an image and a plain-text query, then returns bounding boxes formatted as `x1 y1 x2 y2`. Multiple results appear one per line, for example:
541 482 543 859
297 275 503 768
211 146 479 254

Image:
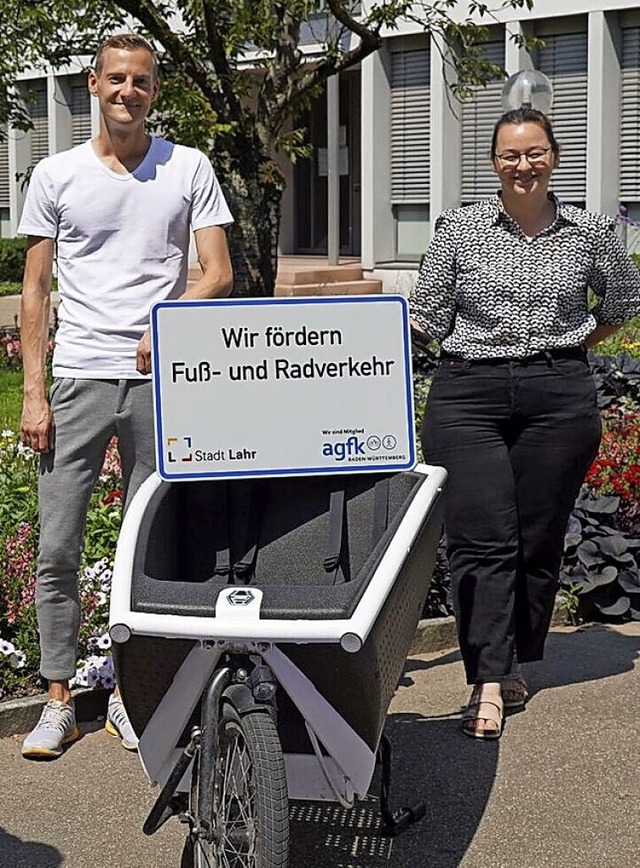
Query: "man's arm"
20 237 54 452
182 225 233 301
136 225 233 374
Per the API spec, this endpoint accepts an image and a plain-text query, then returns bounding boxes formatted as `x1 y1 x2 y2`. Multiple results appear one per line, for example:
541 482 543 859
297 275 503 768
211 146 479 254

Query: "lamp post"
501 70 554 113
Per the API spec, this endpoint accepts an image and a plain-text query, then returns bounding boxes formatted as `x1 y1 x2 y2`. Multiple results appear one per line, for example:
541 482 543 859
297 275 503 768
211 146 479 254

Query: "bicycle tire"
191 703 289 868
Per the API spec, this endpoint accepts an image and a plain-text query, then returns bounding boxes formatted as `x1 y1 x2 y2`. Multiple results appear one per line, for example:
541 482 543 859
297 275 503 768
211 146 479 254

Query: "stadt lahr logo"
167 435 193 463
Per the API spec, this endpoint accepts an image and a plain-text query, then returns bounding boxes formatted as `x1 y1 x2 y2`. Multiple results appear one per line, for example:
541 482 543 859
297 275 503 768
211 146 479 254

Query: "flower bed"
560 358 640 623
584 407 640 527
0 433 122 699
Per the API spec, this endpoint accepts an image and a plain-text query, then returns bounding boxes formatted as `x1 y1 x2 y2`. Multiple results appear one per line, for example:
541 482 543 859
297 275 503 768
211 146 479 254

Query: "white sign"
151 295 416 481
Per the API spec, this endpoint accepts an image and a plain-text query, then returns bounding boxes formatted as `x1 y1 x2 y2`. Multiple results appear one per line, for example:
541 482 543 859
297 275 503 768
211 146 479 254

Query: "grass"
0 369 24 431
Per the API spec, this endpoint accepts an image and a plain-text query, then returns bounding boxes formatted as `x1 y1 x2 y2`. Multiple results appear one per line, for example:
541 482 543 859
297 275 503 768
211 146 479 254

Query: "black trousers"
421 349 602 684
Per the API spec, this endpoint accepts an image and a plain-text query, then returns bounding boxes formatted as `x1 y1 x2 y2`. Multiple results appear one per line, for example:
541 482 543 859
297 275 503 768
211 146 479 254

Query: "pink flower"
2 523 37 623
100 437 122 480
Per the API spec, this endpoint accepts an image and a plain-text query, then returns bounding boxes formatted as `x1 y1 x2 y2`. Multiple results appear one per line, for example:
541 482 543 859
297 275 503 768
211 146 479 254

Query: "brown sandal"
501 675 529 710
462 687 504 740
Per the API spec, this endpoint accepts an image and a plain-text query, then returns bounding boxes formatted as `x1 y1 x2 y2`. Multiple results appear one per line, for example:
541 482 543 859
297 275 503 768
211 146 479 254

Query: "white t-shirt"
19 137 233 378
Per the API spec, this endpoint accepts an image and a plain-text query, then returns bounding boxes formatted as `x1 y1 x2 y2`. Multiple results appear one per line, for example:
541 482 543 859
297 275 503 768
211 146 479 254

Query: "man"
19 33 233 758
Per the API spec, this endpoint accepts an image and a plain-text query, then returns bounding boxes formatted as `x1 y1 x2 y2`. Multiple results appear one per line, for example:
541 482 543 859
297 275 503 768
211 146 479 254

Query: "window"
70 77 92 146
460 35 504 203
534 28 588 204
0 133 9 209
27 81 48 165
390 41 430 257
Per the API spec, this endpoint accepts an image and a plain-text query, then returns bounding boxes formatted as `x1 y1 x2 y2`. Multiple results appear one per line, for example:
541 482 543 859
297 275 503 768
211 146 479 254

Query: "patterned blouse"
409 194 640 360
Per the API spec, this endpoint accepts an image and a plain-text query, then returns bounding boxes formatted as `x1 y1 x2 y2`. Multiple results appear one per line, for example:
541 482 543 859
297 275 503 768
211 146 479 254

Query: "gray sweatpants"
36 378 155 681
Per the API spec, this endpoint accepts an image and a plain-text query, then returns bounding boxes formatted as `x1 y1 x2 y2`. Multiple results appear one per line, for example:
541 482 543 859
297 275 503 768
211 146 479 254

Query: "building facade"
1 62 99 239
354 0 640 290
2 1 640 288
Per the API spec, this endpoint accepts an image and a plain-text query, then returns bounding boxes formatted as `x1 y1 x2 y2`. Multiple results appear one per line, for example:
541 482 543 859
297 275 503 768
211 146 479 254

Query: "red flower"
102 489 122 506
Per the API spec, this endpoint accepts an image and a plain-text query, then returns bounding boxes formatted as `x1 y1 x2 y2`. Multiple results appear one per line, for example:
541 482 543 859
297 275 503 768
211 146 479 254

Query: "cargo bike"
108 296 447 867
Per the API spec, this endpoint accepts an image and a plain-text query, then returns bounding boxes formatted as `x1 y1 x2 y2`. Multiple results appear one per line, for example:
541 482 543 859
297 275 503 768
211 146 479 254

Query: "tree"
1 1 535 295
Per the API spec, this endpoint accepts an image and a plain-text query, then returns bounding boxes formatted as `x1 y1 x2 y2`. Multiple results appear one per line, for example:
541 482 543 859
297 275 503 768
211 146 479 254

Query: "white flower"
0 639 16 657
96 633 112 651
17 442 35 459
1 429 13 438
95 591 107 606
71 660 90 687
72 655 117 690
9 650 26 670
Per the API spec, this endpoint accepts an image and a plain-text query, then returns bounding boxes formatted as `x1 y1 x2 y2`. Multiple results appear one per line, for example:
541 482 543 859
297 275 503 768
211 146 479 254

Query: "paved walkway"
0 294 58 330
0 294 21 330
1 622 639 868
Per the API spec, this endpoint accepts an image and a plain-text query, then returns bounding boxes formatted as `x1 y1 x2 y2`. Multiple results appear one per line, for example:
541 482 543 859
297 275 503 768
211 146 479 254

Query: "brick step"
275 266 365 286
274 279 382 297
188 264 366 286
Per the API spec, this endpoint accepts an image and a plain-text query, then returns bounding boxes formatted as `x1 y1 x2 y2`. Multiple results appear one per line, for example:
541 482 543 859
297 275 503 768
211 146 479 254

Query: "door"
294 70 361 255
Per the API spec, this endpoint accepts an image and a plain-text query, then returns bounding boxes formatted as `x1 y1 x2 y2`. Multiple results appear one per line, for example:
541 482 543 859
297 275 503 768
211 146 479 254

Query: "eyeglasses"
495 147 553 167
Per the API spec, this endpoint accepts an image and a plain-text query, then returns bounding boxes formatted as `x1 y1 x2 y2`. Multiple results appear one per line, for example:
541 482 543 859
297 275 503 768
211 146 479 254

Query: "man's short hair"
94 33 160 79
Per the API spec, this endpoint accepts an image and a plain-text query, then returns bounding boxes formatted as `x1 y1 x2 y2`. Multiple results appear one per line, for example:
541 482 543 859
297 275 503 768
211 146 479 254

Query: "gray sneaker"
105 694 138 751
22 700 79 759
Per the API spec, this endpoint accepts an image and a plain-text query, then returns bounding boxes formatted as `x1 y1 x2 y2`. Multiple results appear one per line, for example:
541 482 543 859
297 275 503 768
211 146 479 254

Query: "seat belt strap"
211 483 231 576
372 476 391 548
323 486 346 572
233 481 267 580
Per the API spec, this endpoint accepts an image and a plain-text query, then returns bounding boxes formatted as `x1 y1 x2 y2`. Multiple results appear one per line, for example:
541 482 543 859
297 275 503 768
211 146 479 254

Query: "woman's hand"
410 319 432 352
583 324 620 349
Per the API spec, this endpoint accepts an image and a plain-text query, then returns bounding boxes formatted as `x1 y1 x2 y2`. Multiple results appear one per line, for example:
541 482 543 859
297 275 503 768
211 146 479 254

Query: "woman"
410 108 640 739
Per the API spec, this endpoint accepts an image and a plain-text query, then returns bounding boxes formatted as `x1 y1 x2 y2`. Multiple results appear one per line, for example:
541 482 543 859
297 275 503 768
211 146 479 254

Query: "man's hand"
20 396 54 453
136 328 152 374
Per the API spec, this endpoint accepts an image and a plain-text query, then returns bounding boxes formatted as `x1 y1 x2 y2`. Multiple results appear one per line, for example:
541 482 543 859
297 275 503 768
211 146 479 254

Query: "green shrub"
0 238 27 284
0 282 22 297
0 278 57 297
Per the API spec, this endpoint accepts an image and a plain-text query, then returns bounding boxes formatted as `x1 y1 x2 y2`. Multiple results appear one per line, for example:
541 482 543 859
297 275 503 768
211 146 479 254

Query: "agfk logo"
322 436 365 461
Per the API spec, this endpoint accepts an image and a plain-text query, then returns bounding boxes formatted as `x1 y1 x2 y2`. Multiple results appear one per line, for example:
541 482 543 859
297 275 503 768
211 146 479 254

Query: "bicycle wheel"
192 703 289 868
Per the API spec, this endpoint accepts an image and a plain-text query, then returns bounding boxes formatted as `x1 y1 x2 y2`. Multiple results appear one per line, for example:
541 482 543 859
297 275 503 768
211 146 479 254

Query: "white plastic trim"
262 645 376 798
137 643 222 786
